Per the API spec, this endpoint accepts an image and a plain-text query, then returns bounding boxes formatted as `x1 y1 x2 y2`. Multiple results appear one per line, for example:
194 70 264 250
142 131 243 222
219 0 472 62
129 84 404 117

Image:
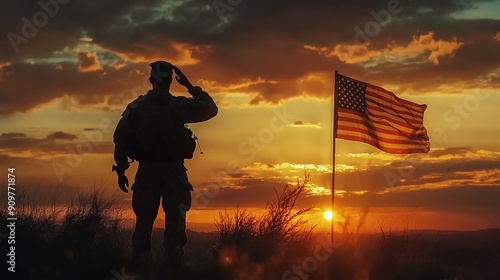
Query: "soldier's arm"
180 86 218 123
172 65 218 123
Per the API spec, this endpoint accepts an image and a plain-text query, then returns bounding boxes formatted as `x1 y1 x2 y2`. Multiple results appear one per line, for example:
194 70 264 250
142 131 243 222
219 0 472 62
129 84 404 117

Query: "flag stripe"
366 84 427 115
338 111 429 145
364 107 427 136
364 108 419 135
339 109 410 137
336 132 427 154
369 85 427 112
365 96 424 124
336 130 428 151
365 99 423 123
337 121 429 146
366 89 423 114
366 104 423 128
337 126 424 147
335 73 429 154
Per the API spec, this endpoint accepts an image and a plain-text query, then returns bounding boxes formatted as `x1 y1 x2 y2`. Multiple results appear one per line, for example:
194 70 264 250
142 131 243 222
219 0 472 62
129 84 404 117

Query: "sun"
324 210 333 221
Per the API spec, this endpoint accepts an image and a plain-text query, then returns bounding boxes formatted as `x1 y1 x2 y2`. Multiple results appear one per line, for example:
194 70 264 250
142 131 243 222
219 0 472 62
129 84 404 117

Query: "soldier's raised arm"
173 66 218 123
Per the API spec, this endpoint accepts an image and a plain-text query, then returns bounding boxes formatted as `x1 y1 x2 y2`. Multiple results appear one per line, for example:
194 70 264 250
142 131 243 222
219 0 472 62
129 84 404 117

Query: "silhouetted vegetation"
1 188 131 280
215 176 312 262
1 183 499 280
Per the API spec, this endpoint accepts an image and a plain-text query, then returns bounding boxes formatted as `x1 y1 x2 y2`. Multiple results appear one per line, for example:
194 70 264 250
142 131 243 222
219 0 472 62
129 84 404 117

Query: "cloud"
0 61 148 115
190 146 500 208
77 51 102 72
288 120 322 128
1 0 499 110
332 185 500 213
305 32 464 65
336 148 500 192
494 32 500 42
1 132 27 138
0 131 113 156
192 173 500 216
0 132 45 150
46 131 78 141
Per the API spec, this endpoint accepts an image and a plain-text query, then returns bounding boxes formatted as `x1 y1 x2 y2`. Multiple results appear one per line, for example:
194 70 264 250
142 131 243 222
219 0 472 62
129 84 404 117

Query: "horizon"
1 0 500 235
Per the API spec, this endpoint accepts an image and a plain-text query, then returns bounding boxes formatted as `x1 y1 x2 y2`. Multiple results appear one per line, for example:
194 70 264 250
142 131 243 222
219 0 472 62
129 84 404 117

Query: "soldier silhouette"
112 61 217 274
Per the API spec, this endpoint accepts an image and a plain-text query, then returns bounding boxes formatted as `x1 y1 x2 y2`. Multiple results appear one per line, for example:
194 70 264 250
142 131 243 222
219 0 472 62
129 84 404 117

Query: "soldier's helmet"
149 61 173 84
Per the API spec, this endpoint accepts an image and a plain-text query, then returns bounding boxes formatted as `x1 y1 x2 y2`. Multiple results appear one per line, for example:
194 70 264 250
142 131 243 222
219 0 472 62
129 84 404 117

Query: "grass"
214 176 315 279
1 181 499 280
1 188 131 280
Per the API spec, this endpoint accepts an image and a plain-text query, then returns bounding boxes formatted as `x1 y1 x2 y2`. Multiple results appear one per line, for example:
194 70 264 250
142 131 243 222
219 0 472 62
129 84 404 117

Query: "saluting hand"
173 66 193 90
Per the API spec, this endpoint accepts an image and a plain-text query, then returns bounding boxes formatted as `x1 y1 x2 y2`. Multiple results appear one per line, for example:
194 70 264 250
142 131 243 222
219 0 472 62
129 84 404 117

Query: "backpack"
124 92 196 161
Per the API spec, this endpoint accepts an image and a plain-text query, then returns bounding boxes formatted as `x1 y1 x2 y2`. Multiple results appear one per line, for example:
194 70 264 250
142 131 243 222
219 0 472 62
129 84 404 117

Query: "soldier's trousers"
131 161 193 259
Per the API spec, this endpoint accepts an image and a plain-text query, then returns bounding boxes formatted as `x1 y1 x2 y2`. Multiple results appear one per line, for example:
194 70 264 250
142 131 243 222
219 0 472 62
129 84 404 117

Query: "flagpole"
331 70 339 245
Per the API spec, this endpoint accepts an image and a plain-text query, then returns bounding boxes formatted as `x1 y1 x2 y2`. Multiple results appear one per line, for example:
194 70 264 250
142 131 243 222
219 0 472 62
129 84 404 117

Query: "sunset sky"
1 0 499 232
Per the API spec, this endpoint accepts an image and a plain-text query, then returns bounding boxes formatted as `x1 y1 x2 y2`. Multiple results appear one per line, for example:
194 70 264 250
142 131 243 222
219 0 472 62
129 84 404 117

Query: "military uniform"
113 85 217 263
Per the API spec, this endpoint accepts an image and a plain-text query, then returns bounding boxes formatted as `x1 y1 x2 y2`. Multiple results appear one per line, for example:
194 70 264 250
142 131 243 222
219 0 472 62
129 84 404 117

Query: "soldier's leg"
131 164 162 259
161 164 192 262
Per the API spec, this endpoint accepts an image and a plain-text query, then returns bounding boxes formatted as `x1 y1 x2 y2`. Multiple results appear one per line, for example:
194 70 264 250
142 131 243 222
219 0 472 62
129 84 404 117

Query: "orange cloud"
304 44 381 64
0 61 12 82
114 41 210 66
198 77 277 93
0 61 11 69
242 162 341 174
494 32 500 42
296 72 331 96
288 120 322 129
391 32 464 64
169 42 206 66
305 32 464 65
77 51 103 72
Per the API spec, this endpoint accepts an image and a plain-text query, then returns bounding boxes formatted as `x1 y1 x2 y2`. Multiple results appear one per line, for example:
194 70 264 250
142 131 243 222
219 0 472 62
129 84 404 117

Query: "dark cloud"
429 147 472 157
77 51 101 71
312 147 499 192
333 185 500 213
1 132 27 138
189 147 500 211
193 177 290 209
0 131 45 149
295 185 500 220
0 131 113 154
46 131 77 141
0 62 147 115
78 52 96 69
1 0 498 113
193 174 500 215
0 0 162 61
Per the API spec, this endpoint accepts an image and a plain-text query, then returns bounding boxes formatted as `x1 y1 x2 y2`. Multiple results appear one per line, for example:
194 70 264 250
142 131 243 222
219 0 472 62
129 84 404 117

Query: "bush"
214 175 314 276
0 187 132 280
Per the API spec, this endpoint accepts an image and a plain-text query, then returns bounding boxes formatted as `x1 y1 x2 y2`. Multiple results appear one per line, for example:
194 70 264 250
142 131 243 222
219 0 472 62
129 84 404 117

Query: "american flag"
335 73 430 154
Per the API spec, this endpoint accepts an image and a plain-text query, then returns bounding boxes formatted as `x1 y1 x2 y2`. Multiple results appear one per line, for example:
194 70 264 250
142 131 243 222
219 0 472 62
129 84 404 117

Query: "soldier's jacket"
113 86 218 167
